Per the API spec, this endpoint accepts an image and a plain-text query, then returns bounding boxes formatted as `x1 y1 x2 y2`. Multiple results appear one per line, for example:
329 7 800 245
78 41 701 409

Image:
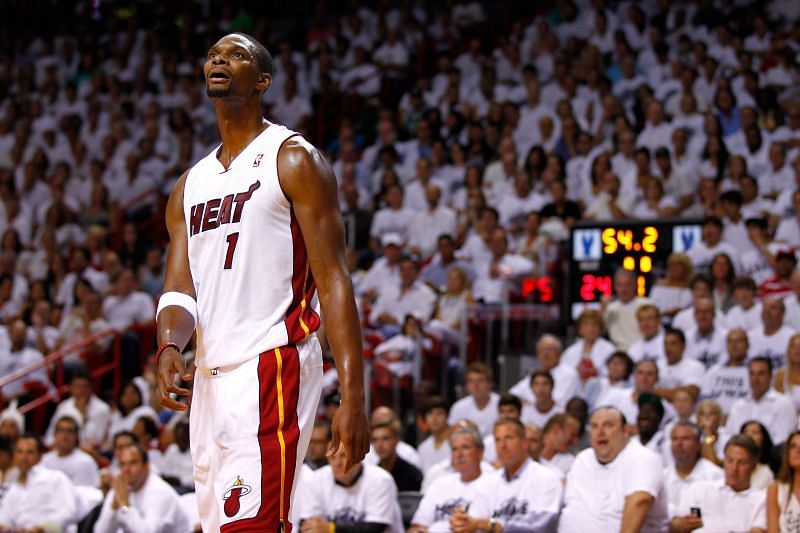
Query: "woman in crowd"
649 252 694 319
427 267 473 345
561 310 617 381
767 430 800 532
697 399 730 466
743 420 777 490
710 252 737 312
106 381 159 451
775 334 800 414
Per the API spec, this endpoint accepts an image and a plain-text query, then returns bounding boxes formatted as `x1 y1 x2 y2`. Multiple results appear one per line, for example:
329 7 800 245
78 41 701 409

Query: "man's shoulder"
362 463 398 488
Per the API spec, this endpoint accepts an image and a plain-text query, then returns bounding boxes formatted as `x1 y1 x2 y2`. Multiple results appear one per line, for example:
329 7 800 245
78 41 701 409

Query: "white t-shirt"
417 436 452 475
675 478 766 532
44 395 112 448
94 471 191 533
294 464 404 533
411 472 490 532
602 388 677 428
477 459 562 531
723 303 763 331
0 465 78 529
560 337 617 376
684 326 729 369
748 325 797 371
657 357 705 390
559 441 669 532
520 402 563 429
41 449 100 488
701 364 750 415
102 290 155 331
509 363 582 409
539 452 575 479
158 444 193 488
421 459 496 494
663 459 723 517
687 241 740 274
448 393 500 437
725 389 797 444
628 331 666 365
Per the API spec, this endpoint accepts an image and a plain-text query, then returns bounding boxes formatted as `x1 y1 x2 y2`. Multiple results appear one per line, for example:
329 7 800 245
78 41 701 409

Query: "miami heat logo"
222 476 252 517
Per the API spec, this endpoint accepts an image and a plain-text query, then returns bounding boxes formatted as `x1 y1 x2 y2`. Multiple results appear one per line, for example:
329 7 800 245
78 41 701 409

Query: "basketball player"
155 33 370 532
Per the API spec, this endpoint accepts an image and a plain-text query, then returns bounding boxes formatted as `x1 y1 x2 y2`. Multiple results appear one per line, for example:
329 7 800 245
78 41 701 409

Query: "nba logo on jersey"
253 153 263 167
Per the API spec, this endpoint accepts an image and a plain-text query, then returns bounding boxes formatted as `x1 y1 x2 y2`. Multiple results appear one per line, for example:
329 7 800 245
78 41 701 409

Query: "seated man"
700 329 750 416
417 396 451 474
41 414 100 487
365 406 422 469
448 363 500 437
559 407 669 532
671 435 766 532
44 369 112 449
94 443 191 532
683 297 728 369
296 447 404 533
410 426 491 533
538 413 580 479
627 304 665 364
451 418 562 533
655 328 704 402
368 255 437 337
483 394 523 464
305 420 333 471
664 421 723 517
509 334 581 408
159 420 193 490
371 420 423 491
0 433 78 530
520 370 563 428
603 359 677 431
634 392 667 460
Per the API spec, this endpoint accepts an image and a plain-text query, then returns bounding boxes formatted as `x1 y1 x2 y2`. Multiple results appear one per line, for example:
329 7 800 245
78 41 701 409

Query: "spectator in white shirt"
560 309 617 381
701 329 751 416
635 392 668 458
684 297 729 369
358 232 404 299
664 421 723 517
655 328 705 402
509 334 581 409
628 304 666 364
741 421 776 490
603 268 652 350
520 370 563 428
102 268 155 331
448 363 500 437
305 420 331 471
748 297 797 371
725 357 797 445
602 359 676 432
410 425 491 533
408 184 456 260
0 318 50 399
649 253 693 319
482 394 524 465
583 170 634 221
368 185 414 251
41 414 100 487
417 396 452 474
44 370 111 449
368 255 437 336
0 433 79 531
723 276 763 331
95 443 191 533
775 334 800 414
451 418 562 533
687 216 739 274
538 413 580 479
159 420 193 491
559 406 669 532
472 227 534 304
672 435 767 533
766 430 800 532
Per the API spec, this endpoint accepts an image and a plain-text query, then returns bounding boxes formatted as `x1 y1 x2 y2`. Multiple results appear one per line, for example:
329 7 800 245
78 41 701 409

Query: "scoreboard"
568 219 703 319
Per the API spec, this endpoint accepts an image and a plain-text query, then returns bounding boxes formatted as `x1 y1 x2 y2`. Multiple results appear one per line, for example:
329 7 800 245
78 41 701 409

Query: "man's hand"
300 517 329 533
156 348 192 411
111 475 130 510
328 397 370 472
669 515 703 532
450 509 478 533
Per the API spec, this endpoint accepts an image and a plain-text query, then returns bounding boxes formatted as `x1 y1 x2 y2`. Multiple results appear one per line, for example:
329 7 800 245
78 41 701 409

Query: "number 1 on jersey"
224 232 239 270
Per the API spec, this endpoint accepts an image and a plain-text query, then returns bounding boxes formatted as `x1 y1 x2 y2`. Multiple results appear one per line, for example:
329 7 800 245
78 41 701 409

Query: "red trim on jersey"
284 209 321 343
220 346 301 533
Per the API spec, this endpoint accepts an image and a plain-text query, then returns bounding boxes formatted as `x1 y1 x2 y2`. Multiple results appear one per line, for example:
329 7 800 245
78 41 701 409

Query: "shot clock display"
568 219 703 319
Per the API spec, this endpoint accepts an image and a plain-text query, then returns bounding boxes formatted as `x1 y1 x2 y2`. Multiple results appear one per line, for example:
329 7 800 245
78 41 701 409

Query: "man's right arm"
156 171 197 411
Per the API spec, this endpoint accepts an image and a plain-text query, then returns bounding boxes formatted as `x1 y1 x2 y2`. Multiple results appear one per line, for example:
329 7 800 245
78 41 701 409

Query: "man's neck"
432 430 448 446
540 443 556 461
726 358 745 367
764 323 780 336
536 398 554 413
58 448 73 458
379 454 398 472
504 457 527 479
675 458 698 478
213 100 269 167
460 467 481 483
752 389 768 402
473 394 490 409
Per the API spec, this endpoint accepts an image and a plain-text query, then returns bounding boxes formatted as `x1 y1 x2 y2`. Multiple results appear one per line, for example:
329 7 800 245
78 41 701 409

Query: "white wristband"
156 291 198 326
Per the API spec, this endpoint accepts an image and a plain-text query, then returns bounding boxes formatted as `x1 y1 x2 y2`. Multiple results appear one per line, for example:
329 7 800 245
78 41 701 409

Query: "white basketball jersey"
183 124 320 369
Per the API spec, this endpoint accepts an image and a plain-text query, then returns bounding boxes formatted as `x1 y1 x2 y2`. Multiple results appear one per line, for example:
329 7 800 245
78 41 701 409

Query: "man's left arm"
621 491 655 533
278 137 369 470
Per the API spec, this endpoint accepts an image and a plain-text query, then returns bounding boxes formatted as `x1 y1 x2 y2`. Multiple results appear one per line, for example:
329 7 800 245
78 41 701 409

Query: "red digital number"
581 274 613 301
521 277 554 302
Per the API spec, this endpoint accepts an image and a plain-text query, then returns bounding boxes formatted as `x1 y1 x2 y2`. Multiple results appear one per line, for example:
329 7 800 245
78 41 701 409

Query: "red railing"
0 328 121 414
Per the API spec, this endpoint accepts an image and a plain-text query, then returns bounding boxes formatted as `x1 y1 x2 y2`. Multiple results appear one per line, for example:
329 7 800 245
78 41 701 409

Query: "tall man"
155 33 369 531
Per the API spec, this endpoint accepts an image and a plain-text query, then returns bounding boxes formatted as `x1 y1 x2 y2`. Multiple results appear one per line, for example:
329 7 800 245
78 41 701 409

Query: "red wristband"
154 342 180 368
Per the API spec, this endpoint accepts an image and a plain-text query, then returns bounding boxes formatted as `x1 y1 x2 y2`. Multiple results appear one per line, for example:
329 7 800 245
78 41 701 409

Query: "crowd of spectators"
0 0 799 530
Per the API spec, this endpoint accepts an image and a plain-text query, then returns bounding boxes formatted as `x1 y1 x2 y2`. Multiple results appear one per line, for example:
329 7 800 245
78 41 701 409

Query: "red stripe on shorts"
221 346 301 533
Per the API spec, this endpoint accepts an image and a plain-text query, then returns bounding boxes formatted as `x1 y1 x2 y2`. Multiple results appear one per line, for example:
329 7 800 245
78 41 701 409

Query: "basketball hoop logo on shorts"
253 153 263 167
223 476 252 517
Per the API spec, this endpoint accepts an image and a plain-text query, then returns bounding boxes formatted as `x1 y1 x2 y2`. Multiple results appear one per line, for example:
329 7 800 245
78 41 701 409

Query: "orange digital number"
643 226 658 252
640 256 652 273
637 275 646 296
623 256 635 271
602 228 617 254
618 229 633 251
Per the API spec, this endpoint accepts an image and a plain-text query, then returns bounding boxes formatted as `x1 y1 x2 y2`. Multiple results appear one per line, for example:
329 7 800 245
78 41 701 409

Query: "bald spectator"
509 334 581 409
560 407 668 532
725 357 796 445
603 269 652 351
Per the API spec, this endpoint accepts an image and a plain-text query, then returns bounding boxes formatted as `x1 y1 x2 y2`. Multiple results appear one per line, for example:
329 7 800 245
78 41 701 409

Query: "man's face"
13 438 41 476
762 298 785 328
70 378 92 401
399 260 418 287
724 445 756 491
328 446 360 482
637 309 660 339
614 272 635 301
590 409 627 463
494 423 528 469
748 361 771 399
465 372 492 399
118 446 149 491
537 340 561 370
694 300 714 331
637 403 661 437
727 330 749 362
450 434 483 476
498 404 521 420
531 376 553 404
54 419 79 454
634 361 658 392
425 408 448 434
489 229 508 257
702 222 722 244
438 238 455 261
663 334 684 364
204 34 268 99
526 426 543 459
371 427 398 462
733 286 755 308
671 425 700 465
307 426 329 463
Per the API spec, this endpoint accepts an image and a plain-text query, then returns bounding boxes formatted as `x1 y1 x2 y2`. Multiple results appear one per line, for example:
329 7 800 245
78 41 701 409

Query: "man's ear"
257 73 272 93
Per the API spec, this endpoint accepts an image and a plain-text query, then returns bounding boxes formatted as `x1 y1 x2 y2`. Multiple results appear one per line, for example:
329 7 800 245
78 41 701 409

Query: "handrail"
118 186 160 213
0 328 118 388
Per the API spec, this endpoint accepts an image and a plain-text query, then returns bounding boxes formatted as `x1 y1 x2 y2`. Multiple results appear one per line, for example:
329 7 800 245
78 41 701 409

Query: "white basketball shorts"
190 334 323 532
